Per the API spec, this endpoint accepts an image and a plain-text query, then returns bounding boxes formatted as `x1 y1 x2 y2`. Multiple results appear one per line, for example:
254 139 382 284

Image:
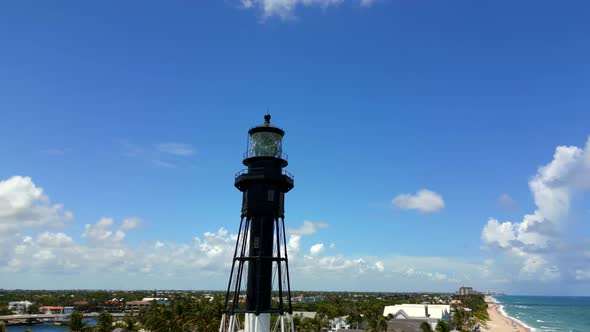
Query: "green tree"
365 314 387 332
26 304 39 315
435 320 450 332
122 311 139 332
24 329 33 332
0 323 7 332
0 306 13 315
96 311 114 332
420 321 433 332
292 314 302 332
66 311 87 332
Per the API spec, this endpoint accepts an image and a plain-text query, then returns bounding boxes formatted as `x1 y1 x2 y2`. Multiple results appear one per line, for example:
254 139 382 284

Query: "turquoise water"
6 322 69 332
494 296 590 332
6 319 96 332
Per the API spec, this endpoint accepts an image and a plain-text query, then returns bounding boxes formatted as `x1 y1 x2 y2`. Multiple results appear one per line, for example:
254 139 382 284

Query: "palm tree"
122 311 139 332
0 324 7 332
346 311 363 329
366 314 387 332
96 311 114 332
435 320 450 332
420 321 433 332
66 311 87 332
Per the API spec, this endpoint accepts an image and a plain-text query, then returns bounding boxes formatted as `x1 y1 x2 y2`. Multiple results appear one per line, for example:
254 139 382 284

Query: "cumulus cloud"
0 175 496 290
121 217 142 230
375 261 384 272
392 189 445 214
83 218 126 244
155 143 195 156
482 137 590 282
309 243 324 256
240 0 376 20
0 176 73 238
287 220 328 235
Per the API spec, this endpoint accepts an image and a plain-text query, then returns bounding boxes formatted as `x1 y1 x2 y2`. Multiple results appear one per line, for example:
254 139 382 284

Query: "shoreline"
481 296 531 332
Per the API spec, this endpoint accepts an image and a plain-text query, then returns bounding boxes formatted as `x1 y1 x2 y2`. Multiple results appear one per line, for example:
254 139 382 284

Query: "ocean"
494 295 590 332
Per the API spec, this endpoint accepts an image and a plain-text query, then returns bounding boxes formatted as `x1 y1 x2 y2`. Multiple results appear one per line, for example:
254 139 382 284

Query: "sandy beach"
480 297 530 332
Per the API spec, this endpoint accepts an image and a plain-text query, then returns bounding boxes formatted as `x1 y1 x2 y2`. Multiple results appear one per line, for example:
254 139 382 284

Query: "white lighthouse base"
219 313 294 332
245 313 270 332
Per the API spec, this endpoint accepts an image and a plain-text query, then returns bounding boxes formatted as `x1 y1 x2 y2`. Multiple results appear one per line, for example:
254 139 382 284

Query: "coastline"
481 296 531 332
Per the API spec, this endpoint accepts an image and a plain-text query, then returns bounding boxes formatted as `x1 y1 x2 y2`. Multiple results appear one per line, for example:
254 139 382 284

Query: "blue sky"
1 0 590 295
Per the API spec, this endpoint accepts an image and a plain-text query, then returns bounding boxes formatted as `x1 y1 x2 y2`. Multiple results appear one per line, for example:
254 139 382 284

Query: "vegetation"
139 296 223 332
420 321 433 332
96 311 114 332
66 311 87 332
435 320 450 332
121 311 139 332
0 305 11 315
451 295 489 331
0 323 6 332
0 290 472 332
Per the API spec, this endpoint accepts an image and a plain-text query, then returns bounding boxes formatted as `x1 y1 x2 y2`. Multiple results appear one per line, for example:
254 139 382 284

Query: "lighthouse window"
267 189 275 201
249 132 282 158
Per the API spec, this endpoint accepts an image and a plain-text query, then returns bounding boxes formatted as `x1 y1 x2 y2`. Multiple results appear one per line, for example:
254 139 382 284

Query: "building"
73 301 90 312
291 295 324 303
40 306 64 314
101 300 124 312
456 286 476 296
63 306 75 315
383 304 451 331
292 311 317 320
8 301 33 314
125 301 151 311
141 297 169 305
330 316 351 331
387 319 436 332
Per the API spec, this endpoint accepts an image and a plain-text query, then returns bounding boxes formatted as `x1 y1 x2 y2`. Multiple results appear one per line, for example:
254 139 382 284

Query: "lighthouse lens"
249 132 282 158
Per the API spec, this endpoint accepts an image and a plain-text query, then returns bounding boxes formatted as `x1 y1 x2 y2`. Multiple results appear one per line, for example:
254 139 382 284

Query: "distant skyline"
1 1 590 295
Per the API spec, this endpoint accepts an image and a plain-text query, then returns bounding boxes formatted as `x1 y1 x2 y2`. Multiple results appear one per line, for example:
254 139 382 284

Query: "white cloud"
83 218 126 244
0 176 72 237
5 173 585 291
241 0 375 20
287 220 328 235
121 217 142 230
309 243 324 256
375 261 384 272
155 143 195 156
195 228 236 258
481 219 516 249
392 189 445 214
37 232 74 248
482 136 590 282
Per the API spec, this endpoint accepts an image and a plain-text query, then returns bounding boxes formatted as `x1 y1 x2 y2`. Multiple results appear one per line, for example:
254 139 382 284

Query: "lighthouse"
220 114 295 332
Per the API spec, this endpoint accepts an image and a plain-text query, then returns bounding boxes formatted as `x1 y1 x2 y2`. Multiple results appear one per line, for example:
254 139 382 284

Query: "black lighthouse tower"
220 114 295 332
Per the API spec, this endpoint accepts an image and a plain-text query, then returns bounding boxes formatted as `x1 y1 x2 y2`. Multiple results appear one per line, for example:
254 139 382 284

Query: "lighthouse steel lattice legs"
220 217 294 332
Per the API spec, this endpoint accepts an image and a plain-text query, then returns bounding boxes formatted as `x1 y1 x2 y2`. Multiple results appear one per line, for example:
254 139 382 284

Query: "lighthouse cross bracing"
219 115 295 332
